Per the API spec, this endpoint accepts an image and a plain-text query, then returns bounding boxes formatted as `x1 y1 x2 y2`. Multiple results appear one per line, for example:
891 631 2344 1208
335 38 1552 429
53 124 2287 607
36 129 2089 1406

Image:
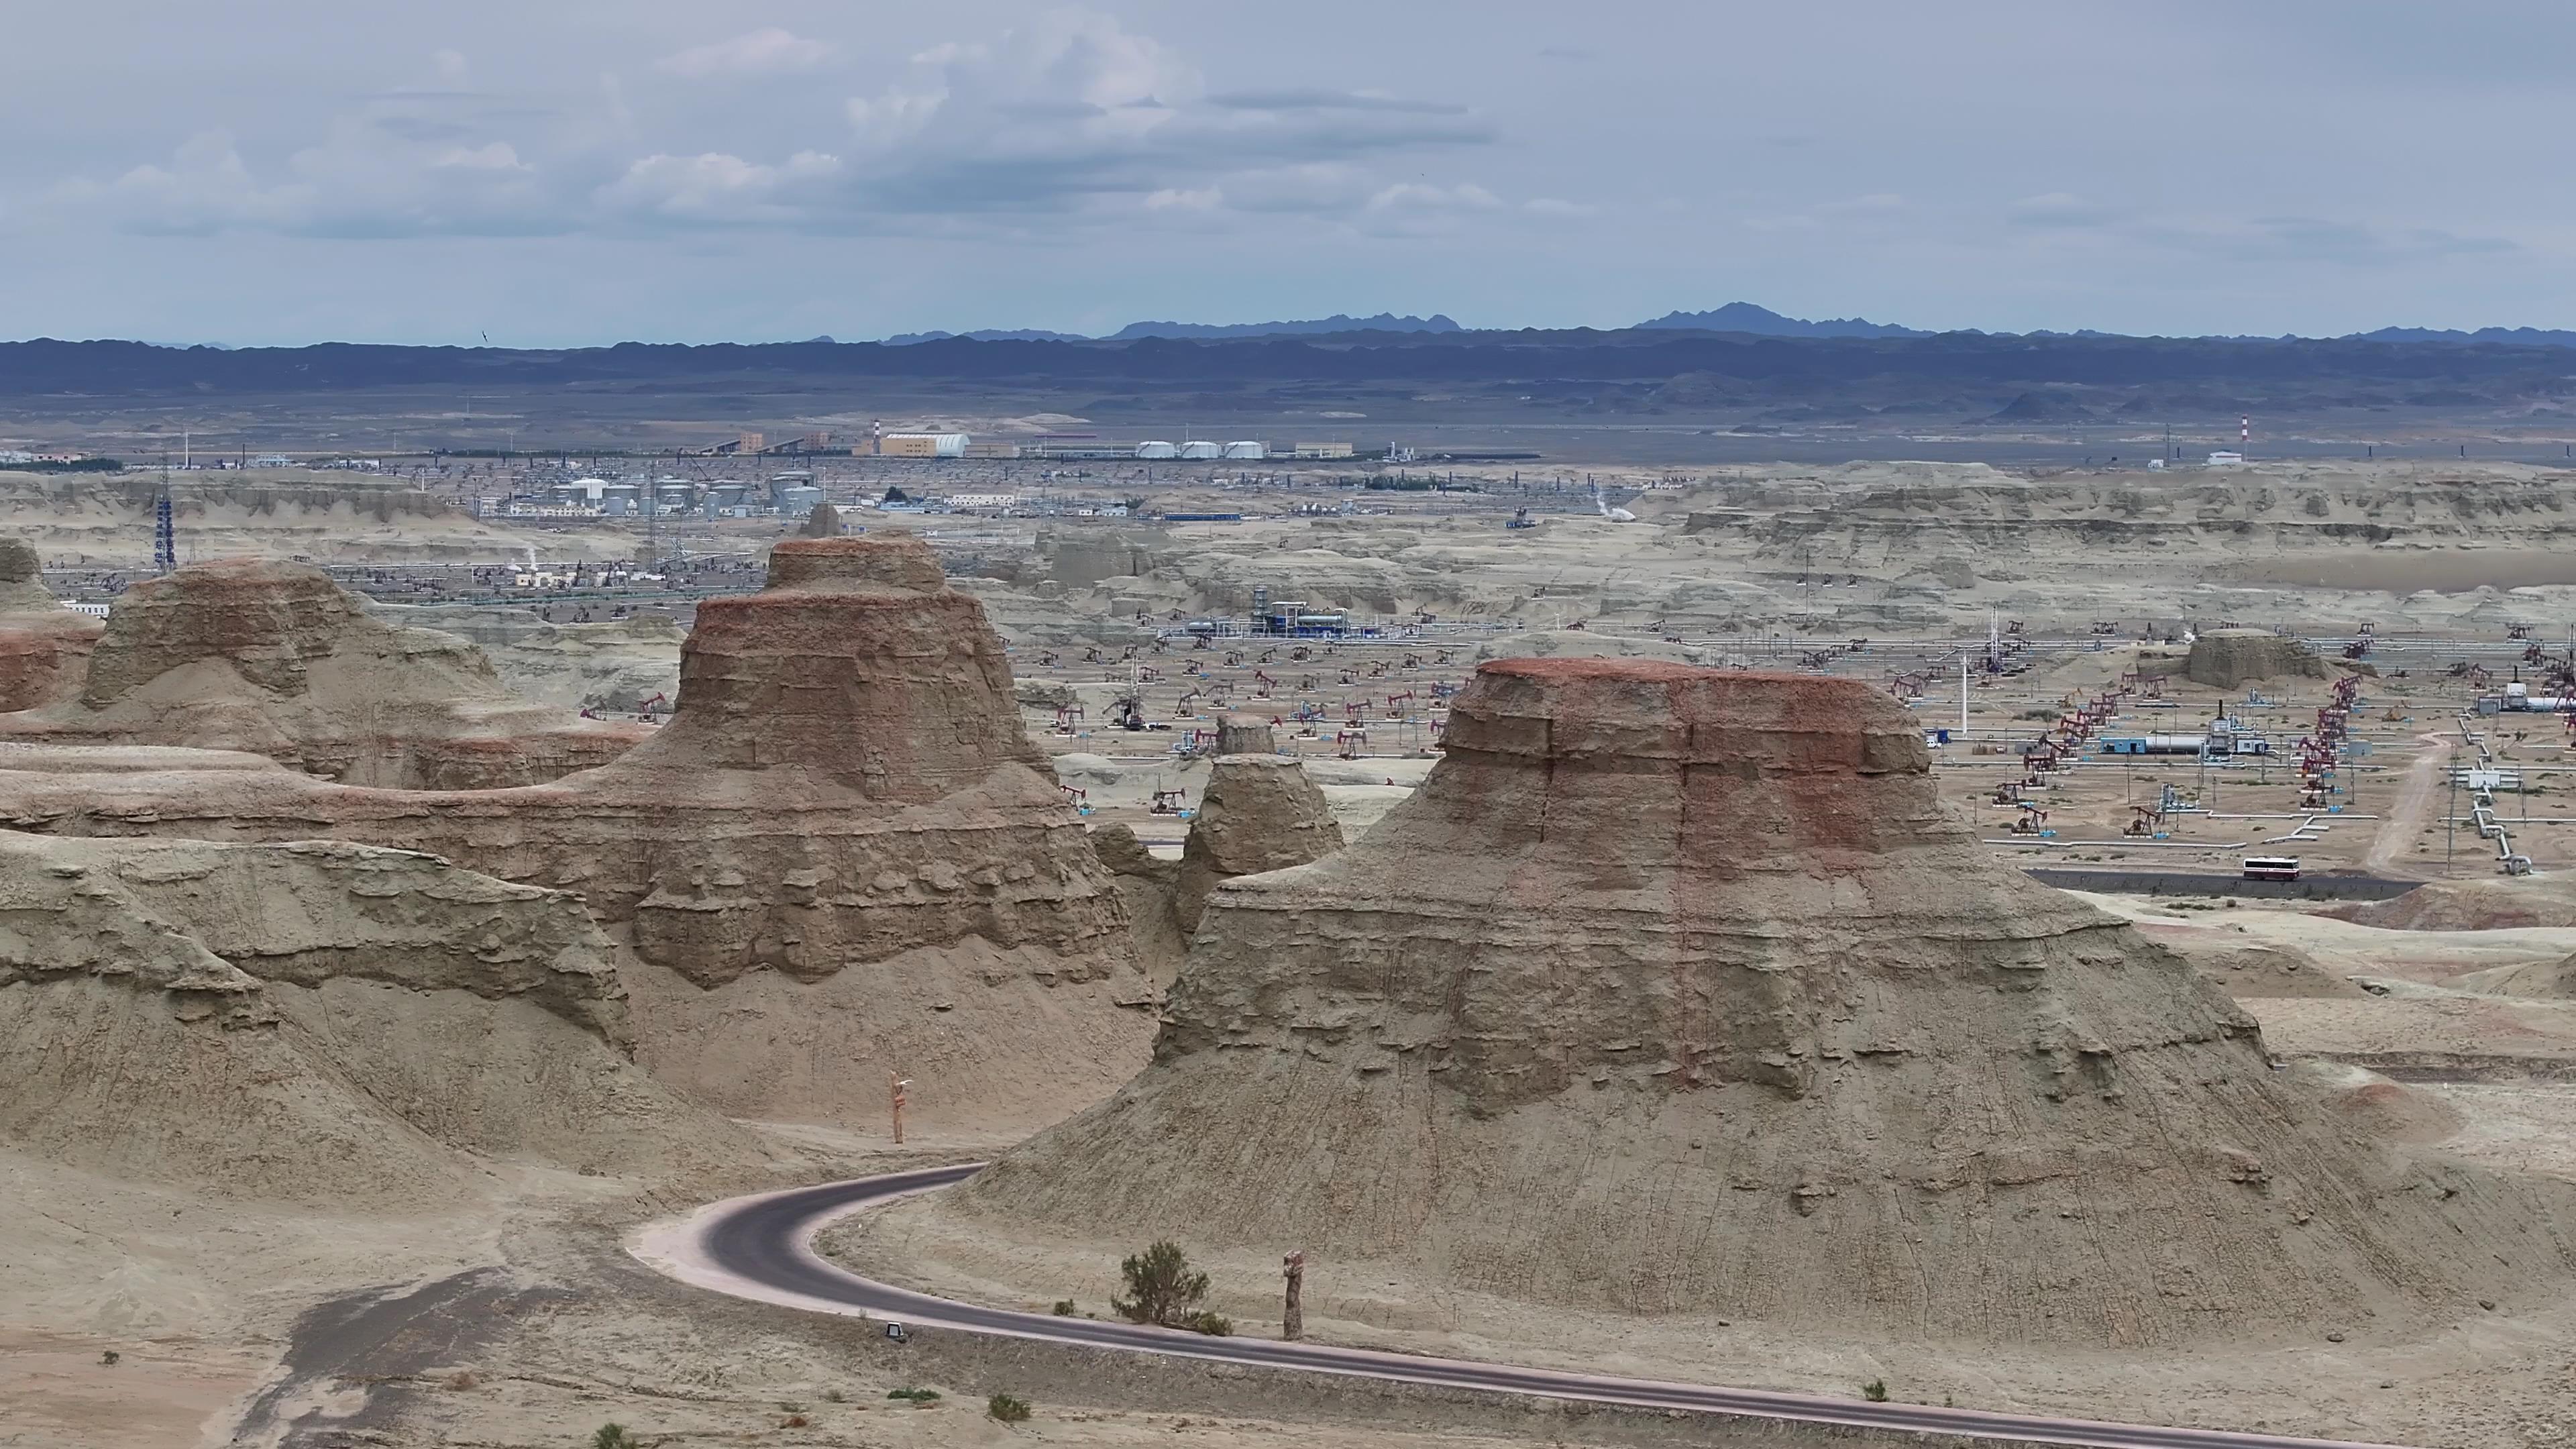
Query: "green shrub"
1112 1241 1211 1328
1051 1299 1077 1316
1861 1379 1889 1403
987 1392 1034 1424
591 1426 639 1449
1185 1310 1234 1337
887 1387 941 1403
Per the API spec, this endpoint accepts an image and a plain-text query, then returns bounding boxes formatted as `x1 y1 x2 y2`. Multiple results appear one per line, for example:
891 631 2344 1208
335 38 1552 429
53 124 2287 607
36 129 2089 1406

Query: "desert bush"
887 1387 941 1403
987 1392 1033 1423
591 1426 639 1449
1052 1299 1076 1316
1112 1240 1210 1328
1185 1310 1234 1336
1861 1379 1889 1403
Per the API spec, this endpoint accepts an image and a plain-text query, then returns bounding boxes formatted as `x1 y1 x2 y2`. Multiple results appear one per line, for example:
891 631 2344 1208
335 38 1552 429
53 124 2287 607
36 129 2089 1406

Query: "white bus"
2241 856 2302 882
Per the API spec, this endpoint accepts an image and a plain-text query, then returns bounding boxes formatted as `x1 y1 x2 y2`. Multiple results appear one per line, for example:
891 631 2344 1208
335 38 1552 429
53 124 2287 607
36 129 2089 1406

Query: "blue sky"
3 1 2567 345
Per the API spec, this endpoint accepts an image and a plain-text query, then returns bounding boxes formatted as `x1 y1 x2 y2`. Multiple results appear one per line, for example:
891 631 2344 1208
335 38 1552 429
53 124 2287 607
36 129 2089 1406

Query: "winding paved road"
632 1165 2416 1449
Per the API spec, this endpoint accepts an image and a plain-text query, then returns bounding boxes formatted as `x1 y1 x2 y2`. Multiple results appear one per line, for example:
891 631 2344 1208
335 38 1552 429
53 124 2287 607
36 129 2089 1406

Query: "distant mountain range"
877 304 2576 348
1635 303 1926 339
883 313 1461 345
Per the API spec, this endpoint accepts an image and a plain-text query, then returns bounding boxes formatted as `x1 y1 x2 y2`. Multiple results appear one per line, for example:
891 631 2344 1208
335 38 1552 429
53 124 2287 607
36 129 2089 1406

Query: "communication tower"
154 455 177 574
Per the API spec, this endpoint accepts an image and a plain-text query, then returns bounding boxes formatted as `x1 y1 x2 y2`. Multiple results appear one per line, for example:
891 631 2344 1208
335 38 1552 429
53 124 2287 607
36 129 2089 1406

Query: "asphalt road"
641 1164 2416 1449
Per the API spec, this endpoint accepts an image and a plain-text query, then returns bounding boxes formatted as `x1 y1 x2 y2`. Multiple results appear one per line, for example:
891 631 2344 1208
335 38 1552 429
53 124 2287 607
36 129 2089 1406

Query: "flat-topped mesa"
1212 713 1277 756
78 558 376 707
939 659 2576 1347
3 557 645 787
614 535 1044 798
1423 659 1962 877
0 537 1152 1131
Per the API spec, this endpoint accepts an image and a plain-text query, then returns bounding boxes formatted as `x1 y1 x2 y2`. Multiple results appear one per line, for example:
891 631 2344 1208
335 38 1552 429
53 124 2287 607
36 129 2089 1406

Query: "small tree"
1112 1240 1210 1328
987 1391 1033 1423
592 1426 639 1449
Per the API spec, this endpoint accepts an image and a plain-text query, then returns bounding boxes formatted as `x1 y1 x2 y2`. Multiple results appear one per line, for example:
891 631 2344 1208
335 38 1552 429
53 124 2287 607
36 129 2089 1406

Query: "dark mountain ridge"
8 329 2574 402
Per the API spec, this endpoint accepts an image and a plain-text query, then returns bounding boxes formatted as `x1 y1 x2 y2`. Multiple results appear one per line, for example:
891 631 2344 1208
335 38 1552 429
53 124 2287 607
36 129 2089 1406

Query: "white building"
946 493 1021 511
1222 441 1265 460
1135 441 1179 460
2206 450 2245 467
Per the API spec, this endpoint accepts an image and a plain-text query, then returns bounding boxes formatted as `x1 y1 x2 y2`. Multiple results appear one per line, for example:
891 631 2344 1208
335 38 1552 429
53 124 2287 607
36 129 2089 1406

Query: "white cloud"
599 150 842 223
658 28 836 79
1525 197 1596 217
85 132 305 235
59 113 564 239
431 142 531 172
2009 191 2121 229
1144 186 1222 211
833 9 1488 218
43 8 1493 242
1367 182 1499 211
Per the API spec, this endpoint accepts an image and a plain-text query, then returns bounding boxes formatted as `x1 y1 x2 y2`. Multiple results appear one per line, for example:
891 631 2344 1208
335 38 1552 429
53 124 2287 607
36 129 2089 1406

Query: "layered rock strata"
0 830 766 1205
938 659 2575 1346
0 558 647 786
1171 755 1345 934
0 537 101 711
2180 628 2334 690
0 536 1152 1128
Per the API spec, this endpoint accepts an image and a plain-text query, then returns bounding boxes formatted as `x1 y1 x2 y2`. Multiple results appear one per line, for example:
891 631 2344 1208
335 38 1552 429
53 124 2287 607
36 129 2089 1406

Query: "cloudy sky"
5 1 2567 345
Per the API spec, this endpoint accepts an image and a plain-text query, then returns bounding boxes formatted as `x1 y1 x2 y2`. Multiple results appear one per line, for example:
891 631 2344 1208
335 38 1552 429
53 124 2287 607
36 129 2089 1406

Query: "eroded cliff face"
0 557 645 787
0 537 99 712
0 831 765 1206
946 660 2576 1346
0 536 1154 1130
1171 755 1344 935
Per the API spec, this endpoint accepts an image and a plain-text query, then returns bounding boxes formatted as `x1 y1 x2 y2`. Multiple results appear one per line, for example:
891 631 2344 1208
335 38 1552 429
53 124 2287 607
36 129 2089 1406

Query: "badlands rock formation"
0 537 99 711
0 558 647 787
1089 717 1346 983
0 831 765 1206
939 660 2575 1346
388 602 683 713
0 536 1152 1128
1171 754 1344 934
2180 628 2334 690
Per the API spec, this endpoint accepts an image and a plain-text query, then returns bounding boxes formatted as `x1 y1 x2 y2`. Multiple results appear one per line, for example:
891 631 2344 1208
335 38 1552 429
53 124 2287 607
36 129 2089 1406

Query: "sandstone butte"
932 659 2576 1348
0 555 647 788
1094 714 1346 984
0 535 1152 1130
0 537 101 712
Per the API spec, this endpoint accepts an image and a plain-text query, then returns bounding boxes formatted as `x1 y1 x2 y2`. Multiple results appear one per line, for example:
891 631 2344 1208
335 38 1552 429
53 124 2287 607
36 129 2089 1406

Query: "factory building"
879 432 970 458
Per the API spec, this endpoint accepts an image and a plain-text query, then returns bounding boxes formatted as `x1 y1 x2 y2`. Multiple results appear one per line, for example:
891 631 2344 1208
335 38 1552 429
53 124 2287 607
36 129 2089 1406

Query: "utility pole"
2447 747 2457 877
1281 1251 1305 1341
889 1073 910 1145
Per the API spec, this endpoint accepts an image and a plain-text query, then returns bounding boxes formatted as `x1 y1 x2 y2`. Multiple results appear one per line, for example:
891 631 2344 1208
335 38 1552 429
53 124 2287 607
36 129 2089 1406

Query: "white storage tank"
1179 440 1223 460
1136 441 1179 460
1222 440 1265 460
